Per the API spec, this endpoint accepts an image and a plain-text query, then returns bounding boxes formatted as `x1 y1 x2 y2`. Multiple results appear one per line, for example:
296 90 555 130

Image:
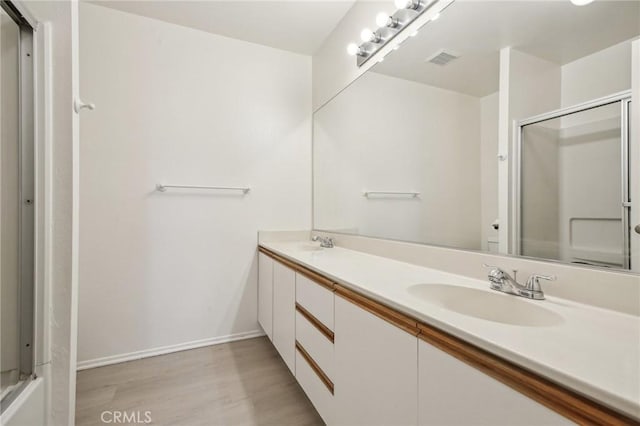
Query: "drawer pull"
296 303 334 343
296 341 334 394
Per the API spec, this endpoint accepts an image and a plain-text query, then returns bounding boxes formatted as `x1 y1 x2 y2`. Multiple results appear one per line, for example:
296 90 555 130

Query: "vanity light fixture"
346 0 443 67
570 0 594 5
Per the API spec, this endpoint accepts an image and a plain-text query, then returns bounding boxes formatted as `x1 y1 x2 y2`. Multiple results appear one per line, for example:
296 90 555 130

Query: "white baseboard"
76 330 265 371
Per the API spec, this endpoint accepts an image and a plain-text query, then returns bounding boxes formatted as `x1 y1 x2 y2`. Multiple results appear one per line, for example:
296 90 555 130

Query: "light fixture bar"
348 0 444 67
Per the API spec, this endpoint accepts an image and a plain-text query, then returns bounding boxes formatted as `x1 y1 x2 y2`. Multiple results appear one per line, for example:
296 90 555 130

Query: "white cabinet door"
334 296 418 426
418 340 571 425
257 253 273 341
273 261 296 374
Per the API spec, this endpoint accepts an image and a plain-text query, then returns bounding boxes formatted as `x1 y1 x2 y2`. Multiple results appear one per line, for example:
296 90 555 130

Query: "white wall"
561 38 634 107
314 71 481 249
77 3 311 365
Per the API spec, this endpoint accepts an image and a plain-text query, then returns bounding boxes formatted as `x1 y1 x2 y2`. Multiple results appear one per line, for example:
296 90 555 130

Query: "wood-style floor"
75 337 323 426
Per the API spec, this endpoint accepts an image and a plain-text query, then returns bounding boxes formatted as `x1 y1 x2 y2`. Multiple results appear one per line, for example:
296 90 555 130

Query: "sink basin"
407 284 563 327
298 243 323 252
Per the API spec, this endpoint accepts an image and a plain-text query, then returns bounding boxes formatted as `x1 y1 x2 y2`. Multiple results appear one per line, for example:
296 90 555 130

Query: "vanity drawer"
296 273 334 331
296 344 333 425
296 309 334 379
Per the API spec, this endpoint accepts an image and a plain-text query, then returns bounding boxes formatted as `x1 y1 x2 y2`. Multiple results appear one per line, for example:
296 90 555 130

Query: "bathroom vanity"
259 1 640 424
257 240 639 425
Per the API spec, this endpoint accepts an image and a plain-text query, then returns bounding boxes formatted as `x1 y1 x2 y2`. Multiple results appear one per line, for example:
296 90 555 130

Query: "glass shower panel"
521 102 626 269
0 7 22 399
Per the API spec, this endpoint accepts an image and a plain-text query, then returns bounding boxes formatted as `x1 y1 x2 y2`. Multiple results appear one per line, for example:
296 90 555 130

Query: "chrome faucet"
312 235 334 248
482 264 556 300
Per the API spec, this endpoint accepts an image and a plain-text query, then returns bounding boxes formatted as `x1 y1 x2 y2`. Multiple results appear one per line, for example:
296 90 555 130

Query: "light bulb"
376 12 390 27
394 0 420 9
347 43 360 56
570 0 594 4
360 28 375 42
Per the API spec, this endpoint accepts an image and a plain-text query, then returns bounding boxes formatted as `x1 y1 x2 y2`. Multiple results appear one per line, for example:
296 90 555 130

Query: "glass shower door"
519 98 631 270
0 2 34 411
1 6 23 401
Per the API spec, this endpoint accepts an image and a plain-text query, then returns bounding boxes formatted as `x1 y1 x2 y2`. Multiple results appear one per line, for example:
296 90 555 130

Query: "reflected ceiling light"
360 28 381 43
570 0 594 4
376 12 400 28
431 12 441 20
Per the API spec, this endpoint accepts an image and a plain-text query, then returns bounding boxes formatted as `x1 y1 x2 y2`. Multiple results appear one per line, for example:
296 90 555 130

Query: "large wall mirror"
313 0 640 273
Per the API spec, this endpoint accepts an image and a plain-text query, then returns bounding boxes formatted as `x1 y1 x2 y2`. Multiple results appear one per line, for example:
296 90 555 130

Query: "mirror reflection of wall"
313 0 640 272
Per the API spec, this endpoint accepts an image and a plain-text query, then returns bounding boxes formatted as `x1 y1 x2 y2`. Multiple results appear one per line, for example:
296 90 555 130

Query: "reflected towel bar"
156 184 250 194
363 191 420 198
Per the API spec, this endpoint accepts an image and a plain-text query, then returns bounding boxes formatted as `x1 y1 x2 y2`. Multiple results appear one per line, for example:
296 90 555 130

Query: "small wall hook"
74 98 96 114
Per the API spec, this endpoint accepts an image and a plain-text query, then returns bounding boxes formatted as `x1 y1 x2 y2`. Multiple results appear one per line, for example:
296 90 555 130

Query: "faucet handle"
482 264 505 283
525 274 556 291
482 263 500 269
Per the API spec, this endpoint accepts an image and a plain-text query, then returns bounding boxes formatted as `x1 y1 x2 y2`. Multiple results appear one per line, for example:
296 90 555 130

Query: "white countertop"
260 240 640 420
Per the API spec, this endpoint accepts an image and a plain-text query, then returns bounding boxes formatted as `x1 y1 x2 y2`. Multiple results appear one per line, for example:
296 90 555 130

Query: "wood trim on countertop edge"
296 341 334 395
334 284 420 336
296 303 335 343
259 246 335 291
258 244 639 425
417 322 638 426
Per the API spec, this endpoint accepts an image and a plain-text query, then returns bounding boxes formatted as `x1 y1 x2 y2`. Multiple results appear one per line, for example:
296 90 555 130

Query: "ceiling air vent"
426 49 459 66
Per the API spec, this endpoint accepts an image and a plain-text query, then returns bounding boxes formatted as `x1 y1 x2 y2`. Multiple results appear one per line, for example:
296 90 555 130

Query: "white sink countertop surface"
260 240 640 420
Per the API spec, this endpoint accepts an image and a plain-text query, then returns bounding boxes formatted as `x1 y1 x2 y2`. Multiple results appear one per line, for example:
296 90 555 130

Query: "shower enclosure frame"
512 90 632 270
0 0 36 413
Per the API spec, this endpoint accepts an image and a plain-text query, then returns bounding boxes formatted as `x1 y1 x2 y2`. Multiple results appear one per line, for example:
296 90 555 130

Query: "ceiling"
89 0 356 55
373 1 640 97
